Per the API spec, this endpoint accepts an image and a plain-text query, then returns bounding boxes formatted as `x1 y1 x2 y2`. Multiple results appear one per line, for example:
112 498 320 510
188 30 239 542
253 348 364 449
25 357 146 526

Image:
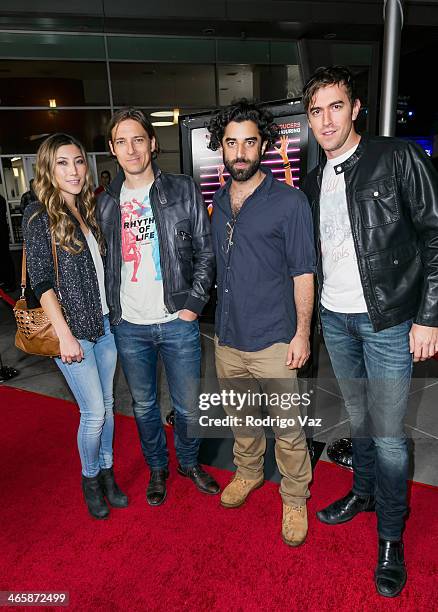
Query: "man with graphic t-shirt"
302 66 438 597
97 107 219 506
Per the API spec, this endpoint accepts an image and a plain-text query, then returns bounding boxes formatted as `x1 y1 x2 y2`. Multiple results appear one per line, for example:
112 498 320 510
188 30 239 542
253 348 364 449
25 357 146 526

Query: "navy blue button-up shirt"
211 167 316 351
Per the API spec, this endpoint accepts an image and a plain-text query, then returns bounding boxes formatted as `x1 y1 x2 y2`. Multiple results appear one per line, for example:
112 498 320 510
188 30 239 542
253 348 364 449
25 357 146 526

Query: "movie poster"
190 113 309 214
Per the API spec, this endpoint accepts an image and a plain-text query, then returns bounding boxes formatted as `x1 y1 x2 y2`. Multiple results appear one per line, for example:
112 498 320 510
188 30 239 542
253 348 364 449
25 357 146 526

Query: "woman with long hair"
22 133 127 519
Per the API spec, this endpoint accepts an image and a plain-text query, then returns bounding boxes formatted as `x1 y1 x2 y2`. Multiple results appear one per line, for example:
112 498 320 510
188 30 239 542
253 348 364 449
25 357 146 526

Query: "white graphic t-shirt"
120 183 179 324
320 144 368 313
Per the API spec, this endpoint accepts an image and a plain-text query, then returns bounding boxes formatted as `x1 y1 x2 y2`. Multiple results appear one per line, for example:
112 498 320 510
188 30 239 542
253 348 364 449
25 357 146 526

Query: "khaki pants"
214 338 312 506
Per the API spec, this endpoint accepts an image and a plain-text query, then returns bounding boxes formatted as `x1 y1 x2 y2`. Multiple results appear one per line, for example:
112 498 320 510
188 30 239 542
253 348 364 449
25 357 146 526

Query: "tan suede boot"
282 502 308 546
220 475 264 508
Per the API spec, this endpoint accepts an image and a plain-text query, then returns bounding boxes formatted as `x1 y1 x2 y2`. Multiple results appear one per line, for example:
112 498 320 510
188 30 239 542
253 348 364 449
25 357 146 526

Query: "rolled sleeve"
284 191 316 277
22 203 56 299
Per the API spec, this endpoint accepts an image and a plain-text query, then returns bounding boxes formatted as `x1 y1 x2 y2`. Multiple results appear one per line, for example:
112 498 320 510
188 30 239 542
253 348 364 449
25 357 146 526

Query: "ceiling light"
29 133 50 141
151 111 174 117
151 121 174 127
11 157 21 162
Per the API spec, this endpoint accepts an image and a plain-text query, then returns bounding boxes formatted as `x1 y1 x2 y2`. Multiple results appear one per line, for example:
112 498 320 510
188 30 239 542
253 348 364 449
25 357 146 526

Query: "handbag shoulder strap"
51 236 59 288
20 244 27 298
21 232 60 297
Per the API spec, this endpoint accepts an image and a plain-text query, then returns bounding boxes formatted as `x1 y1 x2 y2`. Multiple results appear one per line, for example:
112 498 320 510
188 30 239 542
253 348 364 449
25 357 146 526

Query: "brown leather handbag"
14 239 61 358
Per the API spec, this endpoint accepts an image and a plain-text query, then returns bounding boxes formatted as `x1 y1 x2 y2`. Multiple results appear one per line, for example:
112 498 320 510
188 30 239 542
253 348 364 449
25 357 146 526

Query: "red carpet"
1 386 437 611
0 287 16 307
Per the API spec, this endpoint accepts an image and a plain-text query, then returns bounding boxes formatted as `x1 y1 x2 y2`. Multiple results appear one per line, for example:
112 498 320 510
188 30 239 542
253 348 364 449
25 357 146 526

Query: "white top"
119 183 179 325
319 144 368 313
85 231 109 316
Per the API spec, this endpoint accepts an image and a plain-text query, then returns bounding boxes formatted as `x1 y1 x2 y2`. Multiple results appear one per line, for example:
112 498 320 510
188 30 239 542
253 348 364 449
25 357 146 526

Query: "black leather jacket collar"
104 161 164 202
315 135 369 183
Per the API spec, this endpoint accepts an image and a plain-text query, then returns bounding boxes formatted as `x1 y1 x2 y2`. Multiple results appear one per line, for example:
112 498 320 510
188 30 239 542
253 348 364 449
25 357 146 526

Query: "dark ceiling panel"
0 15 104 33
0 0 437 44
0 0 435 26
227 1 382 23
102 0 227 19
0 0 102 14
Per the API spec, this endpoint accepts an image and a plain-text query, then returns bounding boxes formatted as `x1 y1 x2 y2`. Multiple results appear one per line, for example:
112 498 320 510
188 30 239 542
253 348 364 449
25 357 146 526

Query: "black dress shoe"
316 490 375 525
326 437 353 471
82 474 109 519
177 464 220 495
375 539 407 597
99 467 129 508
146 468 169 506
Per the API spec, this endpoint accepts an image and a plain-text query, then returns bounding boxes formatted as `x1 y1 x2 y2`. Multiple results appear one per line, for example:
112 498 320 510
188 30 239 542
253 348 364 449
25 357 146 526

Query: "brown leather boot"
220 475 264 508
282 502 308 546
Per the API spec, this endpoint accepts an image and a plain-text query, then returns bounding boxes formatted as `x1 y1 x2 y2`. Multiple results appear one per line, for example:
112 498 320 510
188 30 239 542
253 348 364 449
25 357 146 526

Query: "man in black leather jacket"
302 66 438 598
97 108 219 506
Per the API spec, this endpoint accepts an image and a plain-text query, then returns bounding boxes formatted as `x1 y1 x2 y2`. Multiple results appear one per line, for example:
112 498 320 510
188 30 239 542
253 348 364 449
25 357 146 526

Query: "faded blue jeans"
320 307 413 540
55 315 117 478
113 317 201 470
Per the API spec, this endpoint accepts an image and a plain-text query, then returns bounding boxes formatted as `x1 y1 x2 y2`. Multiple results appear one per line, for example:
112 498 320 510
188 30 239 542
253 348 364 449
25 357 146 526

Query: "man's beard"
223 156 261 182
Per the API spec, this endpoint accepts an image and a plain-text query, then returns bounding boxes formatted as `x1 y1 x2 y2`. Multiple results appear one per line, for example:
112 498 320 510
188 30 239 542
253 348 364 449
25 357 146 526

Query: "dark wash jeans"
320 306 413 541
114 317 201 470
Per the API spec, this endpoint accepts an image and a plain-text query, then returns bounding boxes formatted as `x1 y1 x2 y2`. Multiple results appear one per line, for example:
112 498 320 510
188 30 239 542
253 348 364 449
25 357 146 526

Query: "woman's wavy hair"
32 133 105 255
207 99 278 152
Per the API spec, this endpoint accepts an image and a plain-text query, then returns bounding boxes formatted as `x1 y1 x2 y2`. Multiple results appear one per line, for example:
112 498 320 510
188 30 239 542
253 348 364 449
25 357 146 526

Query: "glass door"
0 155 35 248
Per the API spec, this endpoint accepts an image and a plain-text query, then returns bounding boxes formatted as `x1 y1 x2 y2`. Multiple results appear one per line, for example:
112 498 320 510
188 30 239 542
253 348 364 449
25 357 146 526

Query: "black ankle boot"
99 467 128 508
82 473 109 519
375 539 407 597
147 468 169 506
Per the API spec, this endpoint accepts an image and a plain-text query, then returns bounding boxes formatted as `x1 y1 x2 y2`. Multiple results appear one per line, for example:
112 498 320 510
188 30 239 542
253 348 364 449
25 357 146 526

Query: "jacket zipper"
344 174 376 329
104 187 123 326
114 194 123 324
149 180 174 312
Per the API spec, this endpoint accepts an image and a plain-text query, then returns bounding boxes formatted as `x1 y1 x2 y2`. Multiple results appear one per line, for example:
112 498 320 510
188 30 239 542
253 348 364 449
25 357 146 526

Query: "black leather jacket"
302 135 438 331
96 164 215 326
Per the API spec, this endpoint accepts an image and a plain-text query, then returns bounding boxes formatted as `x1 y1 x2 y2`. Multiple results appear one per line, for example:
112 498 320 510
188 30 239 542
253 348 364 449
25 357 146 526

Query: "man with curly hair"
207 99 316 546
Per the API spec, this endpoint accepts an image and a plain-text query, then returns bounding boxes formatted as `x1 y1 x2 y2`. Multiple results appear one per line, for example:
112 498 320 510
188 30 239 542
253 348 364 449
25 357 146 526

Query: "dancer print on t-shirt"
121 194 162 282
119 184 177 325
